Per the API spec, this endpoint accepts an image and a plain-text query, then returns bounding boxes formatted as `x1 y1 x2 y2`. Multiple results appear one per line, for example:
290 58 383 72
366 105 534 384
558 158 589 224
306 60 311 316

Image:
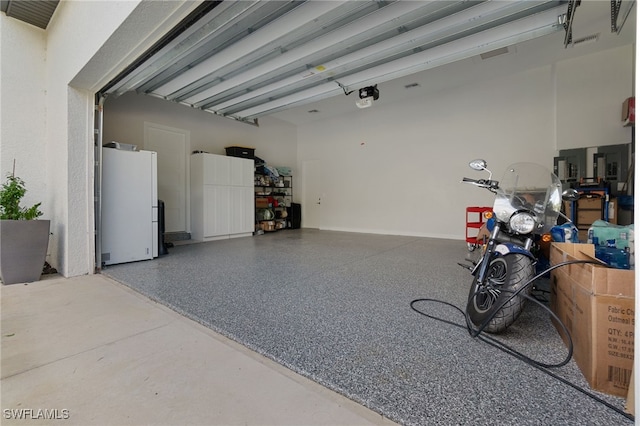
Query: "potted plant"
0 163 50 285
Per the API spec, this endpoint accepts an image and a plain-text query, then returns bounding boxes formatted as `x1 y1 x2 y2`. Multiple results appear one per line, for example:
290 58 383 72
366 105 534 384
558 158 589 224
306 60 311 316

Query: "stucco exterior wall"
1 1 198 277
0 15 48 225
43 0 142 277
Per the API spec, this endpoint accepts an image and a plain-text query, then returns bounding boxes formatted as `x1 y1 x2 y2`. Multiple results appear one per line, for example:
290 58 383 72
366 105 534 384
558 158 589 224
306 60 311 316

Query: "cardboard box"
626 366 635 415
578 197 603 210
256 198 270 208
260 220 275 231
577 229 589 243
550 243 635 397
577 209 602 225
622 97 635 125
576 197 603 229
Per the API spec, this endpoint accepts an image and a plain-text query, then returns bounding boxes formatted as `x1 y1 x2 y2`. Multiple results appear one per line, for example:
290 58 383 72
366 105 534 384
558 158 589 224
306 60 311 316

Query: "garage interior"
91 1 638 424
2 0 637 424
97 0 635 248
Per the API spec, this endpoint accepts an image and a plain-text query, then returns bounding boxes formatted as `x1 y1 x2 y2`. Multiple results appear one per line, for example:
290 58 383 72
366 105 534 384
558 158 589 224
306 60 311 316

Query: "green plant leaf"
0 173 43 220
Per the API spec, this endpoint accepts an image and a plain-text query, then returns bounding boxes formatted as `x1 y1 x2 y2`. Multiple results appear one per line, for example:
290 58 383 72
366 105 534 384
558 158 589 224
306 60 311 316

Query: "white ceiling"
270 0 637 125
101 0 636 127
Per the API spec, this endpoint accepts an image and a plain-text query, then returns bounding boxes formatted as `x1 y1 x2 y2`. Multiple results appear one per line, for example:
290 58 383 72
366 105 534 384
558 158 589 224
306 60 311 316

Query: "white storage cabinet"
191 153 254 241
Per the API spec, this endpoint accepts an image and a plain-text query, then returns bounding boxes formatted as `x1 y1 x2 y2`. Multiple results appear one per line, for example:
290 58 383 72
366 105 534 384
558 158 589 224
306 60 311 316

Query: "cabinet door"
229 156 254 187
203 154 230 186
242 158 254 187
203 185 230 237
230 186 254 233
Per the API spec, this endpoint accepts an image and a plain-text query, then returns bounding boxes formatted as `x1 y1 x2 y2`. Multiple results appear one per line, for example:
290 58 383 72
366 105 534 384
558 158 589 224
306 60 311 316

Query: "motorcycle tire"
467 253 533 333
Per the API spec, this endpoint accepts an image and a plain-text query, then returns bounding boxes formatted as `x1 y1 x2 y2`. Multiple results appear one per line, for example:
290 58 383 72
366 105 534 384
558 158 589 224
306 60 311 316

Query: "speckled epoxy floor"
102 229 632 426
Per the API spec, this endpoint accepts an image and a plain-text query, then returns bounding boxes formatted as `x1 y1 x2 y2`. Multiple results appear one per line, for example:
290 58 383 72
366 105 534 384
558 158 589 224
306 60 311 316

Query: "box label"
598 300 634 391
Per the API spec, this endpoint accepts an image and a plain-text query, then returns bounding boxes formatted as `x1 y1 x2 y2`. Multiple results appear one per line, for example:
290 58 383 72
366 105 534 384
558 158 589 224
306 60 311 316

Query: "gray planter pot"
0 220 50 285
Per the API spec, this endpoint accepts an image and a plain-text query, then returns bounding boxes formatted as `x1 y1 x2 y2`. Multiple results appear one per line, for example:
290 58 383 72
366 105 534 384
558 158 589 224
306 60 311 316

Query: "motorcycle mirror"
469 159 487 171
562 188 580 201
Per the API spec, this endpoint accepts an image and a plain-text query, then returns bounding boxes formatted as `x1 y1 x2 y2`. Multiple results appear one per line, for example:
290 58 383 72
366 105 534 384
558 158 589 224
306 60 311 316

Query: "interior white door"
144 122 190 233
302 159 324 229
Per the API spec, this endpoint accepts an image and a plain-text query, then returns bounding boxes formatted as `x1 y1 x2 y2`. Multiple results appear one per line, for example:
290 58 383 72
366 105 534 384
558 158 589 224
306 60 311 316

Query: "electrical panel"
592 143 630 195
553 148 586 184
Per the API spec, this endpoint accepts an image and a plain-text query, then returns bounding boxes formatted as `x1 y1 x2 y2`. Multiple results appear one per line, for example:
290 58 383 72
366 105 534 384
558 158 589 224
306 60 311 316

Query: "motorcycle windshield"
493 163 562 234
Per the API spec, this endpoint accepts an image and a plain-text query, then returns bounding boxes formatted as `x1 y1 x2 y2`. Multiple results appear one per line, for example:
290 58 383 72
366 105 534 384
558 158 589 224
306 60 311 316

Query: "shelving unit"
465 206 492 251
255 173 293 231
566 187 610 241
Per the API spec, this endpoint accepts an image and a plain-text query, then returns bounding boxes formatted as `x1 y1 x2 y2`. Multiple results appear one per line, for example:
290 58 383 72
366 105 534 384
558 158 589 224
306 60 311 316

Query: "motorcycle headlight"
509 212 536 234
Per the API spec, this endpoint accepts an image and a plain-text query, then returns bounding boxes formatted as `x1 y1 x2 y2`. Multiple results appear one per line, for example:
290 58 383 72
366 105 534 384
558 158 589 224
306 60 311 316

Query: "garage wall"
297 65 555 239
103 93 297 169
296 44 634 239
556 45 633 150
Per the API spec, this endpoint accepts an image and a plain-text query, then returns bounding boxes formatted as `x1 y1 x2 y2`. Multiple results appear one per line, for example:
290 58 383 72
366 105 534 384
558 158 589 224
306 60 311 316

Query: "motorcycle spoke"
473 258 508 313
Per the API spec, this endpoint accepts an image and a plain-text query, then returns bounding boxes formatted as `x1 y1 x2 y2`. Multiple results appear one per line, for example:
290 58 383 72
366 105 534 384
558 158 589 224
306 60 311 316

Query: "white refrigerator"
101 146 158 266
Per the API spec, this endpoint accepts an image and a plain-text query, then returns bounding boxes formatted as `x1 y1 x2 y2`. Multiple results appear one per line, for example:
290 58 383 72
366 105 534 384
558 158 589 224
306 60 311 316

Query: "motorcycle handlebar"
461 177 499 190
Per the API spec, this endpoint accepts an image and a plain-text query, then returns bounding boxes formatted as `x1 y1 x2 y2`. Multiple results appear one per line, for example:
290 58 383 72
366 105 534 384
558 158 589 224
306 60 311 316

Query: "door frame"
144 121 191 234
302 159 323 229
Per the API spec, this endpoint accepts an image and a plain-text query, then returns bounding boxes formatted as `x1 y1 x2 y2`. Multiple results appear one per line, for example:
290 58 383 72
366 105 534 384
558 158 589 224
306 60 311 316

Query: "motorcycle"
461 159 578 333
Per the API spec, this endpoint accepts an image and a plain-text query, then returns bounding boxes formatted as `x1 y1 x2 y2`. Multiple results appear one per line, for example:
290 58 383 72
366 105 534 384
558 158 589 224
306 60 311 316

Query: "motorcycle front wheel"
467 253 534 333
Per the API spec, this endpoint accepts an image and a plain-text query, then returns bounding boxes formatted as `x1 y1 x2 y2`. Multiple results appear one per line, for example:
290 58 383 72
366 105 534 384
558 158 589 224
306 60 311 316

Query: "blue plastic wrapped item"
256 164 280 181
275 166 292 176
595 246 630 269
550 223 579 243
587 220 633 249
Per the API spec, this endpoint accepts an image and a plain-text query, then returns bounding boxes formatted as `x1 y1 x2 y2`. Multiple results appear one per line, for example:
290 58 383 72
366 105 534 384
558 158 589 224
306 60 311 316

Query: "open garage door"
98 1 572 125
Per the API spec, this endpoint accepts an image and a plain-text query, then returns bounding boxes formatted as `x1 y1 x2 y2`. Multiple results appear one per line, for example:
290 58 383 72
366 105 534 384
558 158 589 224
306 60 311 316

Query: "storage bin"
225 146 255 159
618 195 634 210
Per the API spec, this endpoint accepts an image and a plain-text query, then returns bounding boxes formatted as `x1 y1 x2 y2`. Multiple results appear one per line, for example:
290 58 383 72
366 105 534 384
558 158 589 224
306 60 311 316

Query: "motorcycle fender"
494 243 535 260
470 243 534 276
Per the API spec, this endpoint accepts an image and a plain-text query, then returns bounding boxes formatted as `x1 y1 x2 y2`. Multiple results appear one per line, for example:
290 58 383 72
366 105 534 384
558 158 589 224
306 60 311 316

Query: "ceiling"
99 0 636 126
103 0 589 125
0 0 59 29
2 1 635 126
271 0 636 125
